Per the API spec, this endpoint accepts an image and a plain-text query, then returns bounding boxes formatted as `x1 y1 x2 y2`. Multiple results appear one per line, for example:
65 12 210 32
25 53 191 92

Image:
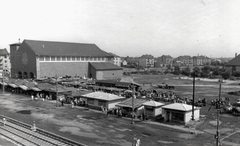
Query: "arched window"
23 72 28 79
18 71 22 79
29 72 35 79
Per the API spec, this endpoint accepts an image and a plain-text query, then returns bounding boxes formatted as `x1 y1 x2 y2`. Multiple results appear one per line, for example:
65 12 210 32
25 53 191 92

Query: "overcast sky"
1 0 240 58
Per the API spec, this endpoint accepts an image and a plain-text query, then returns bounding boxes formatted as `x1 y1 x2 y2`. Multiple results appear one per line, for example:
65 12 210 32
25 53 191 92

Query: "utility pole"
215 84 221 146
131 85 135 124
55 75 58 107
192 72 195 120
2 71 4 95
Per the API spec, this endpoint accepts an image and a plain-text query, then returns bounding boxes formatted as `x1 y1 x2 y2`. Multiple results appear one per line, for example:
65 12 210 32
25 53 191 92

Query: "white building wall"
107 99 125 109
154 107 163 116
184 109 200 123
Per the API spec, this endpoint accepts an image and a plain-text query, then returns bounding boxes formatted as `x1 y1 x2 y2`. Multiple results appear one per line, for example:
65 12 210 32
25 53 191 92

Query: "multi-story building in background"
193 55 211 66
174 55 193 66
155 55 173 67
0 48 11 77
113 55 121 67
138 54 155 68
225 53 240 73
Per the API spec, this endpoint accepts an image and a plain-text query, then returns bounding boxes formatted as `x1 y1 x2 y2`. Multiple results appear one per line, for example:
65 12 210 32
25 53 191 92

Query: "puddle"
16 110 31 115
178 133 195 139
209 120 221 126
142 132 151 137
158 140 174 144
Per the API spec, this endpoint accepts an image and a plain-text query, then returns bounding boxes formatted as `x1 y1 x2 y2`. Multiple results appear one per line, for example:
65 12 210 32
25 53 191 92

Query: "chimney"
235 53 237 57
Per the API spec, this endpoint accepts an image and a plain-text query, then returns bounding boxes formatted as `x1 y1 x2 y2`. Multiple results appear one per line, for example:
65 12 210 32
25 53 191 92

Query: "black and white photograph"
0 0 240 146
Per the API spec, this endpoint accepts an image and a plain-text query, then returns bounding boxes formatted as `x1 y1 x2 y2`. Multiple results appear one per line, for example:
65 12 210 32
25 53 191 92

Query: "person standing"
2 118 6 126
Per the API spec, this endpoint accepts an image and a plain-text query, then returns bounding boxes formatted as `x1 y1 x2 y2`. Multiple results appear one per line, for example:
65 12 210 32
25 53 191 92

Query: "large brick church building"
10 40 123 80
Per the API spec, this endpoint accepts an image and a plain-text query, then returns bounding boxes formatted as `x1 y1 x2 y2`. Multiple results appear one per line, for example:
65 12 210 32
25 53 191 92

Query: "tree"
221 71 231 80
201 66 211 77
173 66 181 75
181 67 191 76
212 67 221 76
191 67 201 77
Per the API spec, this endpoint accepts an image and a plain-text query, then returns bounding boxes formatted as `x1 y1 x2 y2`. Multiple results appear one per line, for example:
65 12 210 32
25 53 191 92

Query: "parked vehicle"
232 103 240 116
157 83 175 90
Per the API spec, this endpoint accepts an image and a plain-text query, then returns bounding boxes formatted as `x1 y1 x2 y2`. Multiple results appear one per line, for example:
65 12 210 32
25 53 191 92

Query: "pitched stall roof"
90 62 122 71
162 103 198 112
23 40 114 57
116 98 147 109
82 92 125 101
225 55 240 66
142 100 165 107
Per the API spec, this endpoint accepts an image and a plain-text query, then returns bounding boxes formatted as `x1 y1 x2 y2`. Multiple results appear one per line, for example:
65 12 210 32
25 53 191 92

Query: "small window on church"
45 56 50 61
51 56 55 61
39 56 44 61
56 56 61 61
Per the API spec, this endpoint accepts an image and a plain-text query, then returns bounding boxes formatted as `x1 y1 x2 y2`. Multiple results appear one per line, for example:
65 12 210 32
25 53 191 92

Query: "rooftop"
116 98 147 109
22 39 114 57
82 91 125 101
162 103 198 112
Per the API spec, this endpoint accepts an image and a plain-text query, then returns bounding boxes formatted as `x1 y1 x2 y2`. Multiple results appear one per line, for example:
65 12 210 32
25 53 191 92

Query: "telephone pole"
192 72 195 120
55 75 58 107
215 84 221 146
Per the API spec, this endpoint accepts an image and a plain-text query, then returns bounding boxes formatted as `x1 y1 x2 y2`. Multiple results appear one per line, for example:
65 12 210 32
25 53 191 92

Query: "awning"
115 82 130 88
31 87 42 91
0 82 8 86
9 83 18 88
19 85 28 90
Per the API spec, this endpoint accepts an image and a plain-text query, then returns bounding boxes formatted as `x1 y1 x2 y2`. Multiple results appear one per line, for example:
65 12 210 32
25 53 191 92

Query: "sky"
1 0 240 58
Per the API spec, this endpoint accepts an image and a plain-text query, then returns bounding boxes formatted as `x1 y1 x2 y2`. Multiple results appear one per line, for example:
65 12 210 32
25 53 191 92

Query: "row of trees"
170 66 240 80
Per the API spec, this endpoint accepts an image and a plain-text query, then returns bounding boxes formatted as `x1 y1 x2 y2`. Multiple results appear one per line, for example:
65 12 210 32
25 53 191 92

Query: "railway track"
0 114 86 146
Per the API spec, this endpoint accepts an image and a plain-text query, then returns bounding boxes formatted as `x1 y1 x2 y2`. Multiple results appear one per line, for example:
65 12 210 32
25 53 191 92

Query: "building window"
232 66 236 72
172 112 184 121
88 99 94 105
62 56 66 61
81 57 84 61
45 56 50 61
89 57 93 61
56 56 61 61
76 57 80 61
51 56 55 61
94 57 97 61
39 56 44 61
67 56 71 61
72 57 75 61
86 57 89 61
98 100 106 107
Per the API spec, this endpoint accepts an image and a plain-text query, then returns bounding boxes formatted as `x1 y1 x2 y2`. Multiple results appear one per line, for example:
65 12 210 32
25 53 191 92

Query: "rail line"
0 114 87 146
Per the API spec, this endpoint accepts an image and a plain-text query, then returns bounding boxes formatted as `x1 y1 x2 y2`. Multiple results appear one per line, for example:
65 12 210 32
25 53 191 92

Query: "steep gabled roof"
90 62 122 71
116 98 147 109
225 55 240 66
23 40 113 57
142 100 165 107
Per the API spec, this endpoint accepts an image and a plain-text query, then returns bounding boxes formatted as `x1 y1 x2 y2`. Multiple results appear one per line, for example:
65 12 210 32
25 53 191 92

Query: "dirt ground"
0 74 240 146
